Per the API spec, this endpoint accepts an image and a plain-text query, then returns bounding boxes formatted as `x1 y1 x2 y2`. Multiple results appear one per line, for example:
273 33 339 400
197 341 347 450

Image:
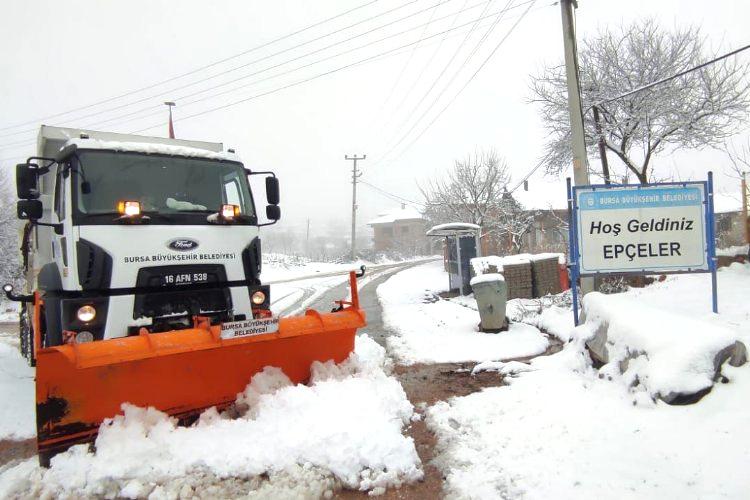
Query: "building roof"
368 205 424 226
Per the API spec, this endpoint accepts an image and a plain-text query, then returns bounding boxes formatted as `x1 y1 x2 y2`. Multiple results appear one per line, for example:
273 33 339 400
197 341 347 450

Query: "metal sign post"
567 173 718 325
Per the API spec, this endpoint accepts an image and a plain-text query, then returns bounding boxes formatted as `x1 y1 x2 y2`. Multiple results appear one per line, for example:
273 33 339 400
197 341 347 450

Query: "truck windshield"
73 150 255 224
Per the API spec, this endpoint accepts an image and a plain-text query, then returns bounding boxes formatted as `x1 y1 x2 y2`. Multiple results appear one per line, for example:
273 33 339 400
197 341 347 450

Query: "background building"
368 205 430 255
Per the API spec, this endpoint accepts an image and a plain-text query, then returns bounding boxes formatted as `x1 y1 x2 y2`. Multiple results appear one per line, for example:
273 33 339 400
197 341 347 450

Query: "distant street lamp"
164 101 176 139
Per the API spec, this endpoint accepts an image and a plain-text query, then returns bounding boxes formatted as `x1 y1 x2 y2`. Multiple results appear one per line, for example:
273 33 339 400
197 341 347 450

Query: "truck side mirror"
16 163 39 199
266 205 281 221
266 177 279 205
17 200 43 220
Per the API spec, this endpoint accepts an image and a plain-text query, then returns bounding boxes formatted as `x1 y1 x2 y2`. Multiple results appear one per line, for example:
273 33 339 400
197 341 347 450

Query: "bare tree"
0 168 23 289
420 151 535 253
724 137 750 179
531 19 750 183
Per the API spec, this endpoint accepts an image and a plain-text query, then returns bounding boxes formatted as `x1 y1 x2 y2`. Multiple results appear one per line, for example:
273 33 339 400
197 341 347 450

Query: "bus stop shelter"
426 223 482 295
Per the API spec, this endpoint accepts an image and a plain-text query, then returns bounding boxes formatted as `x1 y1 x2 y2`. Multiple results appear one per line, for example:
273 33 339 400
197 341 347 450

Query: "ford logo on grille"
167 238 199 251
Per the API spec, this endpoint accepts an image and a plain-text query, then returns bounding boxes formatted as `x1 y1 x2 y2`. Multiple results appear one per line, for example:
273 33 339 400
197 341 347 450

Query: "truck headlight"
251 290 266 305
77 305 96 322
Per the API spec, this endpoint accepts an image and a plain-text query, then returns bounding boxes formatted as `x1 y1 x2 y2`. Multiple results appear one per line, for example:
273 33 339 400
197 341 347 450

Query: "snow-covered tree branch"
530 19 750 183
420 151 535 252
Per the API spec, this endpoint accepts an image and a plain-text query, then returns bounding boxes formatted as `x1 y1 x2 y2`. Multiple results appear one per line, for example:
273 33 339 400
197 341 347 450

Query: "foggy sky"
1 0 748 240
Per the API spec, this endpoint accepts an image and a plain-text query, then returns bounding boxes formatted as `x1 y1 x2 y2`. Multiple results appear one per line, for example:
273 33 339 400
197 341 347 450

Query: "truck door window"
224 178 242 206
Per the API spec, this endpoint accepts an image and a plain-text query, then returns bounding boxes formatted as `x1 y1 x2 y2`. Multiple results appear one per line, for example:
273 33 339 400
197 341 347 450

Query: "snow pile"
0 336 422 498
379 261 549 364
428 355 750 499
0 336 34 440
578 292 744 402
63 138 238 161
425 263 750 499
716 245 748 257
469 272 504 286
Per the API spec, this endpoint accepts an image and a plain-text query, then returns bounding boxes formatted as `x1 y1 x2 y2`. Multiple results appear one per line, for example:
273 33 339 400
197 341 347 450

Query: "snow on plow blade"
35 273 365 465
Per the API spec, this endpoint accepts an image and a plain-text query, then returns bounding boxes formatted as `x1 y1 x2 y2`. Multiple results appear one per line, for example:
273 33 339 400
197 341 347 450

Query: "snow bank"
578 292 744 402
0 336 34 440
428 355 750 500
379 261 549 364
426 263 750 499
0 336 422 498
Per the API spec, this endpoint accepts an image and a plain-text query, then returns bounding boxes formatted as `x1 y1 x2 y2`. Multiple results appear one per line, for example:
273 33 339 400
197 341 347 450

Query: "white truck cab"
14 126 279 352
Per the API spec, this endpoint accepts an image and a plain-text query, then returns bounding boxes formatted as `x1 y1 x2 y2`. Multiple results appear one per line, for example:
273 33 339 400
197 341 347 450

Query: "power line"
359 179 424 207
508 155 547 193
0 3 505 152
79 0 479 131
596 42 750 107
375 0 499 161
368 0 445 129
379 0 540 167
0 0 478 147
378 0 516 164
9 0 439 140
0 0 425 140
376 0 470 139
130 4 531 134
0 0 380 134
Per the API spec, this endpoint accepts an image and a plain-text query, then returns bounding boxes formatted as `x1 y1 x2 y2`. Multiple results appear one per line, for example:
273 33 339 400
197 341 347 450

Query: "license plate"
220 317 280 339
162 272 210 286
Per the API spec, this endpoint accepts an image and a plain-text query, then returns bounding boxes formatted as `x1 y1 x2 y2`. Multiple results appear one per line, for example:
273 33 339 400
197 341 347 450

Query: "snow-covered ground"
0 336 423 498
0 330 34 441
378 261 550 364
0 302 19 323
426 262 750 499
264 253 434 316
263 253 359 315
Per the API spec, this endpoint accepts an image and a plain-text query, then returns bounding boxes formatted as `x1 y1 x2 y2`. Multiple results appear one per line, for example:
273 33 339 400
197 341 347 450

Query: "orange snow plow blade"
35 271 365 465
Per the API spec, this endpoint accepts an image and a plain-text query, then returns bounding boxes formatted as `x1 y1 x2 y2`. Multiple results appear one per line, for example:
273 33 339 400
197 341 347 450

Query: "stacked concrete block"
502 261 533 300
531 256 562 297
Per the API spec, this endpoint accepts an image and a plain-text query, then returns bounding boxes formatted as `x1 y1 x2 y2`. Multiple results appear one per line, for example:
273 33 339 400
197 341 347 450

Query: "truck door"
52 166 71 287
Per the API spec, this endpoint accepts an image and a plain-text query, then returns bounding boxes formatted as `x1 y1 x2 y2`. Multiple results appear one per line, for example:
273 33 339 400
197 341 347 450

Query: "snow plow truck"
6 126 366 465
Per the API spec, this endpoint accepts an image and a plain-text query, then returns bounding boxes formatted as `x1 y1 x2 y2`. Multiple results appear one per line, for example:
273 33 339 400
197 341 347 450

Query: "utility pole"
345 154 366 261
305 218 311 257
560 0 594 294
164 101 176 139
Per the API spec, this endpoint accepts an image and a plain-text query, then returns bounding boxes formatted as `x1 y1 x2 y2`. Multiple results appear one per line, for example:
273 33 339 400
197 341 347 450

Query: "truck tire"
19 304 35 367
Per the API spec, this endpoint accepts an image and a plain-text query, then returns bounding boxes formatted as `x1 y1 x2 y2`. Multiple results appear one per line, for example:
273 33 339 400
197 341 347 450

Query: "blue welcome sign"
566 174 718 325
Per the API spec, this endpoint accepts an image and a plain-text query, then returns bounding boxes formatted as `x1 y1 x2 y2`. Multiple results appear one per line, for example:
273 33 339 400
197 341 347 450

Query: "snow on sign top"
367 205 424 225
62 138 241 162
426 222 480 237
